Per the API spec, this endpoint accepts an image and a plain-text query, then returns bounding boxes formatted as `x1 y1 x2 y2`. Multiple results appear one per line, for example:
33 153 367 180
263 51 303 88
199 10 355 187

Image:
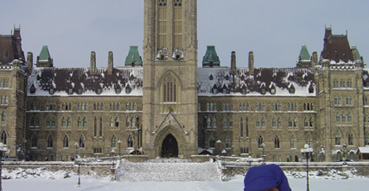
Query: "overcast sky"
1 0 369 68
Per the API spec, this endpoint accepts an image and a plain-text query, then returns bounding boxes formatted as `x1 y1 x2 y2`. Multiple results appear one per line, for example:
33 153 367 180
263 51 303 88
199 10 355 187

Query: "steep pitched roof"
0 28 24 64
202 46 220 67
321 28 353 62
299 45 310 61
125 46 143 66
39 45 51 61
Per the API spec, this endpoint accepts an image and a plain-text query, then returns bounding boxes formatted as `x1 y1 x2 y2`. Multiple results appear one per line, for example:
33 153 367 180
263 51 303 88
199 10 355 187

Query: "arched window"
63 135 69 148
1 111 5 122
309 118 314 127
30 117 35 127
335 132 341 145
111 136 117 148
46 117 50 127
163 74 177 103
47 135 53 148
336 112 340 123
158 0 167 6
35 117 39 127
348 112 352 123
1 131 6 144
261 118 265 127
272 118 276 128
79 135 85 148
67 117 71 127
110 118 114 127
126 117 130 127
51 117 55 127
62 117 66 127
365 132 369 145
256 118 260 127
115 117 119 127
274 136 280 148
209 135 215 148
258 136 264 148
277 117 281 127
293 118 298 127
348 132 354 145
31 134 37 147
226 136 232 148
127 136 133 148
290 136 296 149
78 117 82 127
213 117 217 128
306 136 313 146
173 0 182 6
224 118 228 128
83 117 87 127
342 113 346 123
207 118 211 128
304 118 308 127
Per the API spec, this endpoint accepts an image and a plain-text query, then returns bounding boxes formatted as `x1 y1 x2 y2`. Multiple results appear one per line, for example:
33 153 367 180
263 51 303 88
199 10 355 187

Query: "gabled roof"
299 45 310 61
39 45 51 61
125 46 143 66
202 46 220 67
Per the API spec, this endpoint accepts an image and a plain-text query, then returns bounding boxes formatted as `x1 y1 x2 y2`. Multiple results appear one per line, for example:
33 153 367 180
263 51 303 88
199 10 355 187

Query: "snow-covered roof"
198 67 316 97
357 147 369 154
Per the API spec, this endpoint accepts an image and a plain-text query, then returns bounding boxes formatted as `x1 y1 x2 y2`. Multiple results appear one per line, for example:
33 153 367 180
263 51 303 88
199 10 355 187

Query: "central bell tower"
142 0 198 158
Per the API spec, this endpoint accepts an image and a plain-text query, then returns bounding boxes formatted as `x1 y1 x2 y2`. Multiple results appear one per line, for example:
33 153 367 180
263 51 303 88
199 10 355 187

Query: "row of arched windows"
257 135 312 149
208 135 232 148
333 79 352 88
335 131 354 145
31 134 134 149
336 112 352 123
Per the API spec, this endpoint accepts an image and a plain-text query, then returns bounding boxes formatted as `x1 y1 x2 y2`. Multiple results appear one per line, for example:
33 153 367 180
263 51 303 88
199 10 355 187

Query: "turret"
202 46 220 67
311 51 318 68
36 45 53 67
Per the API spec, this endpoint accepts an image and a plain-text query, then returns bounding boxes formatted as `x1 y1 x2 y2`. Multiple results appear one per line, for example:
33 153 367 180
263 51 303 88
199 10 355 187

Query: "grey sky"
1 0 368 68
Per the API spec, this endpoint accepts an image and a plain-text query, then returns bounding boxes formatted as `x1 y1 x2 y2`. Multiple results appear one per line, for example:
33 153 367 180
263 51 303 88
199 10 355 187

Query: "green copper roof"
39 45 51 61
352 46 362 61
125 46 142 66
202 46 220 67
299 45 310 61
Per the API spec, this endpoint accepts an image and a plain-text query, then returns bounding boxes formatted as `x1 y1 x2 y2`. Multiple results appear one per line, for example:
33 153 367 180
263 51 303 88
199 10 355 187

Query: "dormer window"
125 85 131 94
261 88 266 95
289 85 295 94
30 84 36 94
225 75 230 81
77 88 83 95
115 87 122 94
308 83 314 93
96 88 102 95
209 74 214 81
270 88 276 95
241 86 247 95
49 88 55 95
212 84 218 94
68 88 73 95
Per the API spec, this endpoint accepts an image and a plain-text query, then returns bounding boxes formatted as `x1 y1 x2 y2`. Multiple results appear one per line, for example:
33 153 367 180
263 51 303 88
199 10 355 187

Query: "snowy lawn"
2 172 369 191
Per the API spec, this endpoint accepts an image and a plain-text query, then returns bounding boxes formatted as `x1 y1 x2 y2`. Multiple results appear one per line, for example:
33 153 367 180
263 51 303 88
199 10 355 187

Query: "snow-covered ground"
2 168 369 191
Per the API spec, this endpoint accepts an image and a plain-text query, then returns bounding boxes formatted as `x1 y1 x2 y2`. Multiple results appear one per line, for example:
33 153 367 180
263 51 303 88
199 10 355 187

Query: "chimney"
108 51 113 75
249 51 254 76
311 51 318 68
27 52 33 75
90 51 96 75
231 51 236 76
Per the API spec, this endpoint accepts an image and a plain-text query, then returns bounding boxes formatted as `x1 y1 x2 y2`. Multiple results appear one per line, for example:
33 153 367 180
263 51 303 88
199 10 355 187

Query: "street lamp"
0 143 9 191
74 143 81 187
301 144 313 191
261 143 266 165
117 140 122 159
342 143 347 165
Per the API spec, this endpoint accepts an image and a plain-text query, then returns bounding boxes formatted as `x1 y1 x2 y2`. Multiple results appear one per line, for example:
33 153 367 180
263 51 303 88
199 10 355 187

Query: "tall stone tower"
142 0 198 158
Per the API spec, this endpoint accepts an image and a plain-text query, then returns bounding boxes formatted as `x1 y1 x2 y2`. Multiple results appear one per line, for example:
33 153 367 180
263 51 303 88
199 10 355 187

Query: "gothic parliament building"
1 0 368 162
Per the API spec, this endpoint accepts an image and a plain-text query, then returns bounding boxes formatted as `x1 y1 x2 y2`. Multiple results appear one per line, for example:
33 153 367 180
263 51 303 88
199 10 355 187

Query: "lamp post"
261 143 266 165
117 140 122 159
0 143 9 191
74 143 81 187
342 143 347 165
301 144 313 191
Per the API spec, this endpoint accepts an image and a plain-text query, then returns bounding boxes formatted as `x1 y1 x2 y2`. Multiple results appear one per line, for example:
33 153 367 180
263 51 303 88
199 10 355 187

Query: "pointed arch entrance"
161 134 178 158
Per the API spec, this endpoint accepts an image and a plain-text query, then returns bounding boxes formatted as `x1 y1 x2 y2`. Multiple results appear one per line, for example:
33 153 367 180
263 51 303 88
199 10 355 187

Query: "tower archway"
161 134 178 158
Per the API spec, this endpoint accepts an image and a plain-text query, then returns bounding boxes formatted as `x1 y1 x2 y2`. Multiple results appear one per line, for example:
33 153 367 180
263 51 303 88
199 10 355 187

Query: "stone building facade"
0 1 368 162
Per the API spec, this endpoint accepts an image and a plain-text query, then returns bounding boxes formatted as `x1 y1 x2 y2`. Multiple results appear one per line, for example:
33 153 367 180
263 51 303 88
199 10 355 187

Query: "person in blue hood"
244 164 291 191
